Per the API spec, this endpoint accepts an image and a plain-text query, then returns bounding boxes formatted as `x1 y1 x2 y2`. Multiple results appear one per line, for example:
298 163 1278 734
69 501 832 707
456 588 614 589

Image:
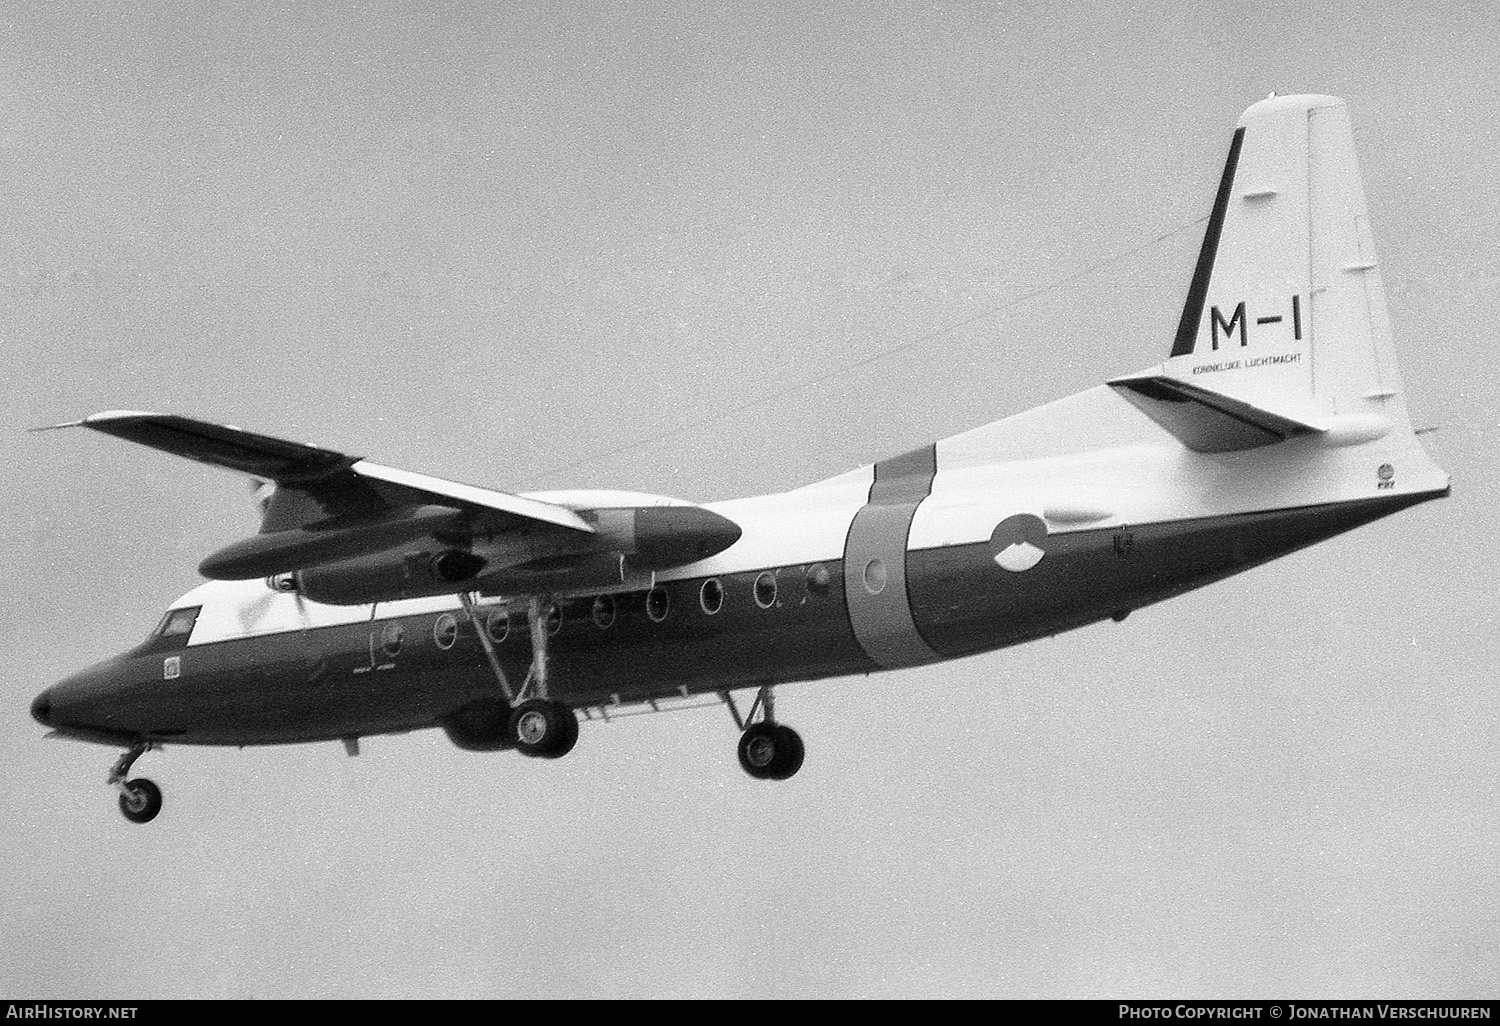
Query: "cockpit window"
130 605 203 656
153 606 202 640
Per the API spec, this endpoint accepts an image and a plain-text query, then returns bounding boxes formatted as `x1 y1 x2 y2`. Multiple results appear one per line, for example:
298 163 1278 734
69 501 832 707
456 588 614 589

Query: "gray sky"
3 0 1497 999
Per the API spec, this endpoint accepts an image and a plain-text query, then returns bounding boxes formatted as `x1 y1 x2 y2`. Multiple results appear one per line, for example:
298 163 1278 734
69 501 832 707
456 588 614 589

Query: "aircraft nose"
31 688 53 727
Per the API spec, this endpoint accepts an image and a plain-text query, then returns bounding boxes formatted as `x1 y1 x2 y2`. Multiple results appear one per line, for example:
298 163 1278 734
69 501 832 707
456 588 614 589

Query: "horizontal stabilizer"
1107 374 1325 453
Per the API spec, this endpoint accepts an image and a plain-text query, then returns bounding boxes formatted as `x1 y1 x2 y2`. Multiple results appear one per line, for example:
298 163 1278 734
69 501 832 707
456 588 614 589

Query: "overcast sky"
2 0 1497 999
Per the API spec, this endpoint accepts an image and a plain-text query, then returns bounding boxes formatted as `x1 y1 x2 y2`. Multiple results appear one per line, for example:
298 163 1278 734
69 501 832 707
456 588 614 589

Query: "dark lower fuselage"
37 491 1438 750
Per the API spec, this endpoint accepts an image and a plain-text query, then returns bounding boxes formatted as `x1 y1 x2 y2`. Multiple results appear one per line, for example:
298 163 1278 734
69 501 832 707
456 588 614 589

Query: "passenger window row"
424 563 834 648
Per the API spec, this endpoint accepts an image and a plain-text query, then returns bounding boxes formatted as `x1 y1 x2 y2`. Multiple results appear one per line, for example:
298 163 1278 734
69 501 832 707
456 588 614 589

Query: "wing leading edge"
43 411 594 579
42 412 742 598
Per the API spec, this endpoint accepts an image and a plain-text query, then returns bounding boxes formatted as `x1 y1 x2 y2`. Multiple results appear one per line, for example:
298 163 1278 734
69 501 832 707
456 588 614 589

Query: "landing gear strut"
724 686 804 781
458 591 578 760
109 744 162 824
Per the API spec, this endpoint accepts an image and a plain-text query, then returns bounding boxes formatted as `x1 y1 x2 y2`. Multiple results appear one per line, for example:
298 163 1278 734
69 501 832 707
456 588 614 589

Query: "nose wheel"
118 778 162 824
108 744 163 824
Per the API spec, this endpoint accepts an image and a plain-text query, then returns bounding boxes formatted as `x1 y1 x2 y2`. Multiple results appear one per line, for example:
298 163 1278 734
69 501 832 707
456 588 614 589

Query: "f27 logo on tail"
1209 295 1303 350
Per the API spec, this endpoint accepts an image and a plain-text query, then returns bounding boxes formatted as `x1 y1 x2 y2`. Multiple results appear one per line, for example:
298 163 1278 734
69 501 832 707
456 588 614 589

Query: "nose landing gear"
724 685 804 781
118 778 162 824
109 744 162 824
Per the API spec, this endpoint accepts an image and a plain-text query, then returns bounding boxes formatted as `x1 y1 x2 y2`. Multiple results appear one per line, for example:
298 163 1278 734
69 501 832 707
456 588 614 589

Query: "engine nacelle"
296 546 655 605
296 545 493 605
288 501 742 605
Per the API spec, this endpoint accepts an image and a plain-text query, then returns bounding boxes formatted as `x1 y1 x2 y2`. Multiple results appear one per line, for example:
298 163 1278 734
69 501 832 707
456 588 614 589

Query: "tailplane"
1111 94 1413 453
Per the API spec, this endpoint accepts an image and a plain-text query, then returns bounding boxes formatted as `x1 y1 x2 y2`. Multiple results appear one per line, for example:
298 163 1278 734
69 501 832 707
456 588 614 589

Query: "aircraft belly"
907 491 1443 658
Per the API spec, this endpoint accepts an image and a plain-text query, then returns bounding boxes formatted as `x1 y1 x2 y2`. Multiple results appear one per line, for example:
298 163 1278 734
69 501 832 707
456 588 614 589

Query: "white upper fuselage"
174 382 1447 652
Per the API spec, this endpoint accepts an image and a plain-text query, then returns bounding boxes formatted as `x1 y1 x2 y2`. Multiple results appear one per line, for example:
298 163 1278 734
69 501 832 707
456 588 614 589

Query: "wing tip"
30 409 163 433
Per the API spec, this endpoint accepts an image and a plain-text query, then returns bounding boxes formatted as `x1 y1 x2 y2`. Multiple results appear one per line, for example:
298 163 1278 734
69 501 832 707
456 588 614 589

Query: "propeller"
233 479 299 631
250 478 276 517
235 571 307 632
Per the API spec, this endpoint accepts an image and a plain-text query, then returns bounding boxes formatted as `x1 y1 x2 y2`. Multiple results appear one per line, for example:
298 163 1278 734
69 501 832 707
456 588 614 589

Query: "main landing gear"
725 685 804 781
109 744 162 824
510 697 579 759
459 592 579 760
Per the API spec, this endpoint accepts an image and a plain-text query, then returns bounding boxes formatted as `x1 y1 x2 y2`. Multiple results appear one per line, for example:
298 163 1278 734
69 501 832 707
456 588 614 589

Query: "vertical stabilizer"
1116 94 1414 445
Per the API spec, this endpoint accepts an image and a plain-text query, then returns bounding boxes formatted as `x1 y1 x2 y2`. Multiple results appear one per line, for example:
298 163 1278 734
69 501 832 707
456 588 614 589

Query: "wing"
41 411 594 578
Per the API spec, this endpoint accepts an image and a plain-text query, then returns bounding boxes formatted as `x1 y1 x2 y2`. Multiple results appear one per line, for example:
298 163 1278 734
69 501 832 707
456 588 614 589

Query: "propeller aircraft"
31 94 1449 823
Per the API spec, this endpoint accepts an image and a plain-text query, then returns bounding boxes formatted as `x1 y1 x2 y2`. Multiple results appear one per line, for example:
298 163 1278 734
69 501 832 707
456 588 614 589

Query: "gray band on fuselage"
842 445 942 669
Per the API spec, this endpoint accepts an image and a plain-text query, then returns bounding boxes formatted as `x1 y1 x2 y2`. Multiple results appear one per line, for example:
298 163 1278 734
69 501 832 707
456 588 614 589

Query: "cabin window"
380 620 404 656
754 571 778 609
699 578 723 615
647 586 670 622
486 610 510 644
433 613 459 650
863 559 887 595
592 595 615 629
805 563 831 597
544 602 562 635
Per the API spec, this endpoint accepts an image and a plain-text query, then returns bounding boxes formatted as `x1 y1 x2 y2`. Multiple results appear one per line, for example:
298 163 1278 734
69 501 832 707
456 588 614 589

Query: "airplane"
31 94 1450 824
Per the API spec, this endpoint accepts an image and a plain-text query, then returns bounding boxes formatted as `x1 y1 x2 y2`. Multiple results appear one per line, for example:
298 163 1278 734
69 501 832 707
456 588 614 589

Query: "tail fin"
1111 94 1413 452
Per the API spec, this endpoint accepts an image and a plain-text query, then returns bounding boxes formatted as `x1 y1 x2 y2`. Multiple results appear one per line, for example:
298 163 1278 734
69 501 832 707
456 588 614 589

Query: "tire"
509 699 578 759
533 703 579 760
767 724 805 780
118 778 162 824
737 722 805 780
738 723 777 779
